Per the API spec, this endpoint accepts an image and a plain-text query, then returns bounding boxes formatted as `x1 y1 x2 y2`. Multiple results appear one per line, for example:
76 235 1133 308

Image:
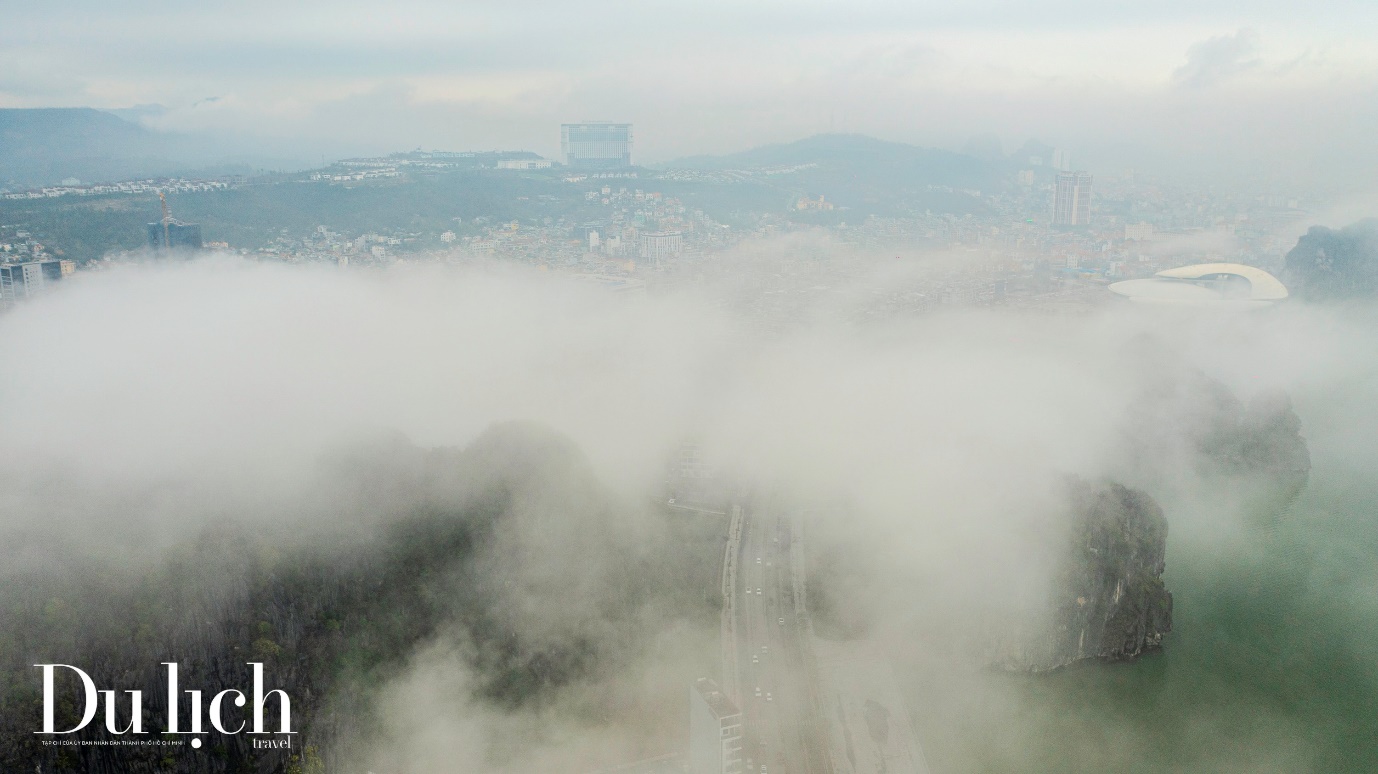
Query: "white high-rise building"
1053 171 1093 227
0 259 65 307
561 123 633 168
689 679 742 774
639 231 683 267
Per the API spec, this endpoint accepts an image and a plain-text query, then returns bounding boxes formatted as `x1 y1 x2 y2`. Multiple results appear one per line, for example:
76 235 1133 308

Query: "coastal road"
733 502 831 774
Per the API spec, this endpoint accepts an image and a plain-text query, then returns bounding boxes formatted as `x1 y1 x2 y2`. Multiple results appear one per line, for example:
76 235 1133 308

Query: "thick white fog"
0 251 1358 518
2 249 1376 771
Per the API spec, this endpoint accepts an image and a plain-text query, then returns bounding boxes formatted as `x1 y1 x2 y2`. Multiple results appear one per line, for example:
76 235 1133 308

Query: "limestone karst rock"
994 478 1173 673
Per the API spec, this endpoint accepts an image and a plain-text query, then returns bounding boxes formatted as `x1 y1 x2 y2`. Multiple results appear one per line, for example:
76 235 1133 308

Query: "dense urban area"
0 121 1326 323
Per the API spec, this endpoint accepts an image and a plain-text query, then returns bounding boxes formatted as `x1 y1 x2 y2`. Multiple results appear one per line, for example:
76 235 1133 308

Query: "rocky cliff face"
1197 388 1311 503
991 356 1312 673
1283 218 1378 301
1118 337 1312 509
994 478 1172 673
0 422 722 774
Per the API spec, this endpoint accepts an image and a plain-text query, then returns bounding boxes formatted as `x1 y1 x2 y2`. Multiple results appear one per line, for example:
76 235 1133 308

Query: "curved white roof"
1153 263 1288 300
1109 263 1288 308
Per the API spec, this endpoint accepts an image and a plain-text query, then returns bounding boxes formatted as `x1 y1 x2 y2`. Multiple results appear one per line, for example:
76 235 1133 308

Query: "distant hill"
1007 138 1056 168
0 108 184 188
0 108 307 189
671 133 993 183
663 134 1004 216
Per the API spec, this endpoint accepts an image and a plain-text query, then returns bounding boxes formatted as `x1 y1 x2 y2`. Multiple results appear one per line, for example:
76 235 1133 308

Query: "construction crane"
159 191 171 250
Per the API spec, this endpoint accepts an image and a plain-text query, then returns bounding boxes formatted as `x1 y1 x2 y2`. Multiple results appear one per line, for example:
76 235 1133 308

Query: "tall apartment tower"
561 123 633 168
1053 171 1093 227
689 678 743 774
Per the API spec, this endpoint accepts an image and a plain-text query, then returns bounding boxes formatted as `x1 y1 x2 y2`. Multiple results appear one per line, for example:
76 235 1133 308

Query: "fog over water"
1 251 1376 771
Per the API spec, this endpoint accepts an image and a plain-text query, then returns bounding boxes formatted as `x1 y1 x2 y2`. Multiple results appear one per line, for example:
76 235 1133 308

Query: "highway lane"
733 502 831 774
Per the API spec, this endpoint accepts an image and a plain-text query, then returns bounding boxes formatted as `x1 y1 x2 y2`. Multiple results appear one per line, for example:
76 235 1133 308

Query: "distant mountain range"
670 133 994 181
0 108 312 189
662 133 1009 215
1 111 1027 221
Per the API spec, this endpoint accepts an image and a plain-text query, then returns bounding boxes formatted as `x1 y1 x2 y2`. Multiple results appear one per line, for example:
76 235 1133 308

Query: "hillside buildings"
1124 222 1154 241
496 158 552 170
796 194 834 211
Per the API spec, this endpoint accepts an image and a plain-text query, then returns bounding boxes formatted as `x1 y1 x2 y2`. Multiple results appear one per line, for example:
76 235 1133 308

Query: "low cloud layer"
1173 28 1262 88
3 247 1377 771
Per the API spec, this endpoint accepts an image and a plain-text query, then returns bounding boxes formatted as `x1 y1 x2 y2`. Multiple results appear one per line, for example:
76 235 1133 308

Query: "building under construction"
147 192 203 251
146 221 203 251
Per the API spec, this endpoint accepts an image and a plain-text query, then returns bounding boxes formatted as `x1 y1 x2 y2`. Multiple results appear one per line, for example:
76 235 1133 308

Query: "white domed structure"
1109 263 1288 309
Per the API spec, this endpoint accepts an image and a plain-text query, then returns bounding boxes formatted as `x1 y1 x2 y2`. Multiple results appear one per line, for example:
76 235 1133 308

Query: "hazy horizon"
4 1 1378 187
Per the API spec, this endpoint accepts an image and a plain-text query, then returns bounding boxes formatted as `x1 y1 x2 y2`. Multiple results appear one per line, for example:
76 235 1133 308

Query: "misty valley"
4 4 1378 770
1 255 1370 773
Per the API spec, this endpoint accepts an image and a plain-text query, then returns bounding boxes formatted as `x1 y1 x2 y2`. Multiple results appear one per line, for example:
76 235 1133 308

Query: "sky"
3 1 1378 180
